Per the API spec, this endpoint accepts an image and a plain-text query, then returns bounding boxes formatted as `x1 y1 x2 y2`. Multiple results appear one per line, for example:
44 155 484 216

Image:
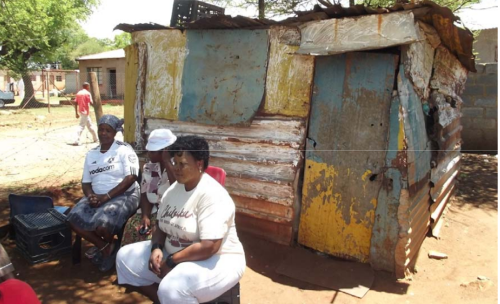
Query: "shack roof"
76 49 125 61
114 0 475 71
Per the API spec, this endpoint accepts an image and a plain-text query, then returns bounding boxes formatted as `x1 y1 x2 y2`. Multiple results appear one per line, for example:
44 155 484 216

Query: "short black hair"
167 135 209 170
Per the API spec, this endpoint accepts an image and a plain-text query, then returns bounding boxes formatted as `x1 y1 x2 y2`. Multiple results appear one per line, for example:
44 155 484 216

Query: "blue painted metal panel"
306 55 346 163
178 30 269 126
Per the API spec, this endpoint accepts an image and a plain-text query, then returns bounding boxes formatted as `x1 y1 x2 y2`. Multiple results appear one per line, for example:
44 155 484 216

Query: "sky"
81 0 258 39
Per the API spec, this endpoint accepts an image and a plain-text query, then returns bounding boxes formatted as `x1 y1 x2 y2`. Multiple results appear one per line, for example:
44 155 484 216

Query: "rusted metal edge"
430 160 459 197
431 182 455 221
134 43 148 150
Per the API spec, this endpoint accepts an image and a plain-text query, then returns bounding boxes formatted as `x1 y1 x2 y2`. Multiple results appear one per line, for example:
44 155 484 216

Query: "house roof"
114 0 476 71
456 0 498 31
76 49 125 61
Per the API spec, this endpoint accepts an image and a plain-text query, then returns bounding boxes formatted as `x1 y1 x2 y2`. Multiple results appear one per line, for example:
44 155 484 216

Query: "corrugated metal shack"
118 1 475 278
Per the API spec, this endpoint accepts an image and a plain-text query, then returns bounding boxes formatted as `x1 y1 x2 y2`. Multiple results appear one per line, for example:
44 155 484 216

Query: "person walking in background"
73 82 98 146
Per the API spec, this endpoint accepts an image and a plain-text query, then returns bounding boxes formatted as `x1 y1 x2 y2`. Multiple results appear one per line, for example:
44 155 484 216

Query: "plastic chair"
8 194 69 239
205 166 226 186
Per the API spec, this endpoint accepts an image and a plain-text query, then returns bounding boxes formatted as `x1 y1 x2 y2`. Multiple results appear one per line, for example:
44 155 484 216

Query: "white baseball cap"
146 129 177 151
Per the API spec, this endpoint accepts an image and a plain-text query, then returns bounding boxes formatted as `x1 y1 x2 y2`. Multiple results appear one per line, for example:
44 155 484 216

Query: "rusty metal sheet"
298 52 397 262
296 11 419 56
236 213 293 245
178 29 269 126
146 117 305 147
133 30 186 120
397 64 432 189
416 2 476 72
123 44 138 143
401 23 436 101
393 64 434 278
145 116 306 245
133 43 148 150
370 94 405 272
263 27 314 117
430 46 468 99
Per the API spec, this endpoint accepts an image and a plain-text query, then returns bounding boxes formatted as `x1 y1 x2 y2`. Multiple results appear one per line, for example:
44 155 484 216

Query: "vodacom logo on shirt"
89 165 115 175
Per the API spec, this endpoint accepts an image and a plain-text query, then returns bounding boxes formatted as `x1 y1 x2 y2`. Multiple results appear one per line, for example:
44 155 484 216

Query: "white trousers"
75 113 98 143
116 241 246 304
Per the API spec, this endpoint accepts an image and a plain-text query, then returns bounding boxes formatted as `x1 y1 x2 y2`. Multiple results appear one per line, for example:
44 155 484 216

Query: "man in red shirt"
73 82 98 145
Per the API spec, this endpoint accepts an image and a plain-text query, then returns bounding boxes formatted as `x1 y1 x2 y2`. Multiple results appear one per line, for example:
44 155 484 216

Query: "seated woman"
121 129 177 246
67 114 140 272
116 135 246 304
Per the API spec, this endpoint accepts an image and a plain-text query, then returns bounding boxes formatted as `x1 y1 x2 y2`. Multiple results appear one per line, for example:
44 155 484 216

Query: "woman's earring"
199 168 202 173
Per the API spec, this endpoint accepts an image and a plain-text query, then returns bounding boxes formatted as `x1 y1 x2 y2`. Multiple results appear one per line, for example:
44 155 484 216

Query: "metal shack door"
298 52 397 262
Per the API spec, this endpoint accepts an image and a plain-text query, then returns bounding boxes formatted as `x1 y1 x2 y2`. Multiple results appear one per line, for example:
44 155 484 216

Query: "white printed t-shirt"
157 173 244 256
82 140 139 194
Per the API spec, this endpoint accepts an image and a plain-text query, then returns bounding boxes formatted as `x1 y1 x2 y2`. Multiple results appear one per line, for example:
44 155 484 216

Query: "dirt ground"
0 106 497 304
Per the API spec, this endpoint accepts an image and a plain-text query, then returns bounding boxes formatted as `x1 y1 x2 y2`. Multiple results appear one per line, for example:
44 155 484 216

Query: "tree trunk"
89 72 103 123
258 0 265 20
20 74 38 108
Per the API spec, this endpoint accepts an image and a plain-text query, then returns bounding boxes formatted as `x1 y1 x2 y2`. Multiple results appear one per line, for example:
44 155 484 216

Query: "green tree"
0 0 98 107
211 0 479 19
113 32 132 49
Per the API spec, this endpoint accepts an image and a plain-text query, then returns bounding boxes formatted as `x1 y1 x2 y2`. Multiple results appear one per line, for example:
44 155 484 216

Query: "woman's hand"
87 194 99 208
140 216 151 234
149 249 163 276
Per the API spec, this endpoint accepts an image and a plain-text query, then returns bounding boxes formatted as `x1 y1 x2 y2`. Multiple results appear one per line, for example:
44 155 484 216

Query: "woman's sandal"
90 243 110 265
85 246 99 259
99 241 119 272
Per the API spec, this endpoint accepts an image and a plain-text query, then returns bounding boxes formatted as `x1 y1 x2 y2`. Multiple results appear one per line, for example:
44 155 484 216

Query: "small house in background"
118 1 475 278
76 49 126 100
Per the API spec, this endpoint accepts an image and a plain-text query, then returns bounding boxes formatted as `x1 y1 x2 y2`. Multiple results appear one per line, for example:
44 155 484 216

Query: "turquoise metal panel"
178 29 269 126
306 55 346 163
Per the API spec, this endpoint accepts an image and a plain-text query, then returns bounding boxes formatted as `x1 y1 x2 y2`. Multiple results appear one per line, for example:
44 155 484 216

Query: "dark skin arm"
139 193 154 232
85 175 137 207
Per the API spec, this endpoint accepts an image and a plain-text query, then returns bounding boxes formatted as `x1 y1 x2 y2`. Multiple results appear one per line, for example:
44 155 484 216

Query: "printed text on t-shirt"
160 205 193 219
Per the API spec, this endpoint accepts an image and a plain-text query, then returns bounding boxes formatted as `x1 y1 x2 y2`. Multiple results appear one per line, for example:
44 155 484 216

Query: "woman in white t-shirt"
116 136 246 304
121 129 177 246
67 115 140 272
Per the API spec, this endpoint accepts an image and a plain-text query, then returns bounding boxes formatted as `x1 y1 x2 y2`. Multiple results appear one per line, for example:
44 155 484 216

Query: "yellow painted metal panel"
124 44 138 143
298 160 377 262
133 30 186 120
263 27 314 117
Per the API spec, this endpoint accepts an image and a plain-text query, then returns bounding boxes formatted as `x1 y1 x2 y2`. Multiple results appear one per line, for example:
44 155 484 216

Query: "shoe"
85 246 99 259
98 241 119 272
91 251 103 265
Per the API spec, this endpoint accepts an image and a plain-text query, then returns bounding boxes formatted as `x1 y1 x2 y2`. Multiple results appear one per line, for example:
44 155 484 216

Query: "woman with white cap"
122 129 177 245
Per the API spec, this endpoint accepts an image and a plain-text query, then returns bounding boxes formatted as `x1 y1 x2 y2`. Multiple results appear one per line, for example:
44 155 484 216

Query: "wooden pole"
89 72 103 123
47 71 51 113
